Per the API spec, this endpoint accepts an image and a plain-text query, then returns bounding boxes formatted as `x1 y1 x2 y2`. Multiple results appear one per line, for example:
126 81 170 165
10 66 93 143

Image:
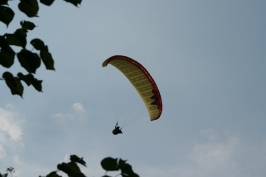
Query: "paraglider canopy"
103 55 163 121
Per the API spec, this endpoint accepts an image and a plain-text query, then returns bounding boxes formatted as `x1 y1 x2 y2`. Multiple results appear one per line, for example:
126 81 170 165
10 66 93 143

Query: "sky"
0 1 266 177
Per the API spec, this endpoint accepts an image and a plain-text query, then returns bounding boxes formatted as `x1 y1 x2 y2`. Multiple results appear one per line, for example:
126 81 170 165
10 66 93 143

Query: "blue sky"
0 1 266 177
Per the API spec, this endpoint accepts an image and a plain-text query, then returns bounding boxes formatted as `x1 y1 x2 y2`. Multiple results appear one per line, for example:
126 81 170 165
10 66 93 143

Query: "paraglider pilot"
112 122 123 135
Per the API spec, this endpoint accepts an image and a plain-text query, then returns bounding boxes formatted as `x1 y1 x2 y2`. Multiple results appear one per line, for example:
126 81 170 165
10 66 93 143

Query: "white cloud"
199 129 218 141
182 130 239 177
0 108 23 141
189 135 238 170
14 155 23 165
167 130 266 177
72 102 85 114
135 130 266 177
52 113 74 121
0 105 24 159
0 144 6 158
52 102 86 121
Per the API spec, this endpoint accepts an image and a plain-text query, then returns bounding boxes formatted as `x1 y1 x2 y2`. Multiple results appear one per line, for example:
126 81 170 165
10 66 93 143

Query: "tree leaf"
46 171 62 177
0 1 8 5
101 157 119 171
0 49 15 68
18 0 39 17
31 38 45 50
30 39 55 70
0 38 15 68
40 49 55 70
0 173 8 177
120 164 139 177
28 74 42 92
118 159 127 167
118 159 139 177
63 0 82 7
0 6 14 27
57 163 71 176
0 35 9 48
20 20 36 30
17 72 31 86
57 162 83 177
5 28 27 48
17 73 43 92
17 49 41 73
40 0 55 6
0 36 15 68
70 155 86 167
2 72 24 97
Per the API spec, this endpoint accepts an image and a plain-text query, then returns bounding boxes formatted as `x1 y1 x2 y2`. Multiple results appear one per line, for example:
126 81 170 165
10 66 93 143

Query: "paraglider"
112 122 123 135
103 55 163 134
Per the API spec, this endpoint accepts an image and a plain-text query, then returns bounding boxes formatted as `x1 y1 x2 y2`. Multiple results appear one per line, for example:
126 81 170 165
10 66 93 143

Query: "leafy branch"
0 0 82 97
1 155 139 177
101 157 139 177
